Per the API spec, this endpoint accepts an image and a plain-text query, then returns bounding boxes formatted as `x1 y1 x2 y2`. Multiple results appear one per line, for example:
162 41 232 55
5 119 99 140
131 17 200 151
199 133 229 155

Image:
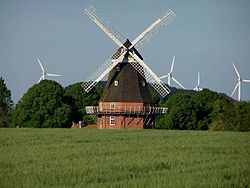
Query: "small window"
114 80 119 87
110 103 115 109
110 116 115 125
116 66 120 71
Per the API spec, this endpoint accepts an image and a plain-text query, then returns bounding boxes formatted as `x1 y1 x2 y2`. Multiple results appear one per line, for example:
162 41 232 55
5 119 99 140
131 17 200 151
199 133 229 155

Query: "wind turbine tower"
193 72 203 91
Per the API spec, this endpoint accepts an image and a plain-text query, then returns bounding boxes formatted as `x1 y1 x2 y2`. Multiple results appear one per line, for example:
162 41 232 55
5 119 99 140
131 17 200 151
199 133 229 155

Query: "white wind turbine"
231 63 250 101
159 55 185 89
193 72 203 91
37 58 61 83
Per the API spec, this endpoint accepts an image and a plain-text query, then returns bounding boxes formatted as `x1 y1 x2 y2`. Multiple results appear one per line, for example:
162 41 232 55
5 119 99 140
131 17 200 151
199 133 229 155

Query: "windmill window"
114 80 119 87
116 66 120 71
110 116 115 125
110 103 116 109
141 81 146 87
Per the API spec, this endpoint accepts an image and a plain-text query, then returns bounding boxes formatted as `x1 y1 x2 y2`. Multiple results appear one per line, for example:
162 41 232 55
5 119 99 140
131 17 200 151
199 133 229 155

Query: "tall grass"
0 129 249 187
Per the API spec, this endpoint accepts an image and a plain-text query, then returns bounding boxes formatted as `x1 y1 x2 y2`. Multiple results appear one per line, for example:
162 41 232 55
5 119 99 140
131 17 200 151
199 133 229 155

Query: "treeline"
156 90 250 131
0 77 249 131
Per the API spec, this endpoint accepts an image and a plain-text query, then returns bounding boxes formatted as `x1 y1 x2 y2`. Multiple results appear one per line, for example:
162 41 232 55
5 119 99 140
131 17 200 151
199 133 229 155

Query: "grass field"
0 129 249 187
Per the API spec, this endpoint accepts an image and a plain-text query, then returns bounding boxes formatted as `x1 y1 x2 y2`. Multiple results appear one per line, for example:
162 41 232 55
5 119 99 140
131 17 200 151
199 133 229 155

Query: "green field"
0 129 249 187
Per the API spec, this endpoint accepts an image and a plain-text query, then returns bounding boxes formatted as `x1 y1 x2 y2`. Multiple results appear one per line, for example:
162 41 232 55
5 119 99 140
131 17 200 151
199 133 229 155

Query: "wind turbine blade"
170 55 175 73
198 72 200 86
231 82 239 97
232 63 240 78
38 76 43 83
172 76 185 89
37 58 45 73
242 79 250 83
46 73 61 77
159 75 168 79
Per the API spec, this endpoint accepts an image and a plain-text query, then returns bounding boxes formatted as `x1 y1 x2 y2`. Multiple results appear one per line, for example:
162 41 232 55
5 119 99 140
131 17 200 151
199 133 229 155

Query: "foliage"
8 79 250 130
0 129 249 187
0 77 13 127
11 80 72 128
157 93 197 130
64 82 101 124
157 89 250 131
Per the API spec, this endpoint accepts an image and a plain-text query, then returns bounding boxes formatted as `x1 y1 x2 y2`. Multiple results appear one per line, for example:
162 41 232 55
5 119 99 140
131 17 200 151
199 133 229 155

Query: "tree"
156 92 198 130
156 89 238 131
234 102 250 131
64 82 101 124
0 77 13 127
11 80 72 128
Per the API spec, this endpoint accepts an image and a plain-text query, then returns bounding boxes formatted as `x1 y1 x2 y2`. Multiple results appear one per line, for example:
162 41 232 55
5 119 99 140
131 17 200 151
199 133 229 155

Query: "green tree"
156 92 198 130
234 102 250 131
156 89 236 131
64 82 101 124
11 80 72 128
0 77 13 127
209 98 235 131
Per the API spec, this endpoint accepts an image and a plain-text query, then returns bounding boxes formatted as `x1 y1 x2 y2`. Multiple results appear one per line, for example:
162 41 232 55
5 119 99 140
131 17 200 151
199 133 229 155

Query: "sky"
1 0 250 103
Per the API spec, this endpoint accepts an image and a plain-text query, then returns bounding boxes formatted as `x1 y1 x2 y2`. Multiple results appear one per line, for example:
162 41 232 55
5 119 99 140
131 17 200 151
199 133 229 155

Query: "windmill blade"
169 55 176 73
82 51 126 92
128 51 170 97
242 79 250 83
232 63 240 78
132 9 176 49
172 76 185 89
231 82 239 97
37 58 44 73
46 73 61 77
84 5 126 47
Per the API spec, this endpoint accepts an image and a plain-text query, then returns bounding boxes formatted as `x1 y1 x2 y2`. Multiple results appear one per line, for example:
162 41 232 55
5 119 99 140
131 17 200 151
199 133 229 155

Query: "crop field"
0 129 249 187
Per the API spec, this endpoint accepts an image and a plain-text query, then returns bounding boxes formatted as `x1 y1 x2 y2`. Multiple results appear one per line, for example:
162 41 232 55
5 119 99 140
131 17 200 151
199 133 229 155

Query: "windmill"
37 58 61 83
83 5 175 129
231 63 250 101
193 72 203 91
159 55 185 89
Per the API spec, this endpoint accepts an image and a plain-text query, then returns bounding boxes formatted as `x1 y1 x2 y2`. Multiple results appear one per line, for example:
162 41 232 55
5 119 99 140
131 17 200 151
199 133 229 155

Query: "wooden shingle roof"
101 40 153 104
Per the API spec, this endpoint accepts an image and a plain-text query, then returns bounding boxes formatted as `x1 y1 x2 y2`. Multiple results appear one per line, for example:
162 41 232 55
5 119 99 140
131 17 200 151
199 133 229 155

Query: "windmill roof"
101 62 153 103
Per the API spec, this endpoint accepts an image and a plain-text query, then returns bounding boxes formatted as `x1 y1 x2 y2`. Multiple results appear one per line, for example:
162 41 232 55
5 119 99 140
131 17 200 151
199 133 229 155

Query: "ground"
0 129 249 187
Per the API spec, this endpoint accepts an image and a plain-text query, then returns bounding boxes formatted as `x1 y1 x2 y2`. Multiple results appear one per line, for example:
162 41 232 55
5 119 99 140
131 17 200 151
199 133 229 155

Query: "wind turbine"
193 72 203 91
37 58 61 83
159 55 185 89
231 63 250 101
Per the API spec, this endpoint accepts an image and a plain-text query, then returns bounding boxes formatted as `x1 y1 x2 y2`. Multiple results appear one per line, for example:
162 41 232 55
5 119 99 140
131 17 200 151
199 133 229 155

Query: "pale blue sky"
1 0 250 103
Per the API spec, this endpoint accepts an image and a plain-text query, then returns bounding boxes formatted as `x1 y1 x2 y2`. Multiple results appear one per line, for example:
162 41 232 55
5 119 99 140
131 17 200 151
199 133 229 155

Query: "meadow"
0 129 249 188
